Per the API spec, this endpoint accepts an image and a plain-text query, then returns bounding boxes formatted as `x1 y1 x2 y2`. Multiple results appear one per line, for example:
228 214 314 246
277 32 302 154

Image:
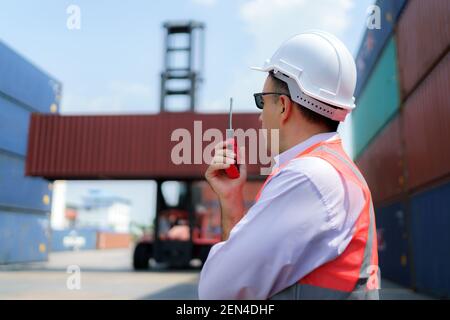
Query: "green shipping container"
353 36 401 159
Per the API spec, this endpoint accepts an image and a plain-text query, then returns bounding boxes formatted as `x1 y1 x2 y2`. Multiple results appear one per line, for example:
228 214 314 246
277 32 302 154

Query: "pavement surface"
0 248 199 300
0 248 434 300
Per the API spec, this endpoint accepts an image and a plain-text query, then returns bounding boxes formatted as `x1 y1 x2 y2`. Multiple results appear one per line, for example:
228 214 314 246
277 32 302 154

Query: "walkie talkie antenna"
225 97 240 179
229 97 233 130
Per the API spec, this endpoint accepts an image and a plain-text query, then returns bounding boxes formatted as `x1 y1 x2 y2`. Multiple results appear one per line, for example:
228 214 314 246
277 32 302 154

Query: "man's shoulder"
278 156 344 195
284 156 339 179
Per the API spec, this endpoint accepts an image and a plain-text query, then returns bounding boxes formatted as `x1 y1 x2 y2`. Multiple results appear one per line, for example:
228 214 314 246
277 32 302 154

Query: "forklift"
133 21 216 269
133 180 220 270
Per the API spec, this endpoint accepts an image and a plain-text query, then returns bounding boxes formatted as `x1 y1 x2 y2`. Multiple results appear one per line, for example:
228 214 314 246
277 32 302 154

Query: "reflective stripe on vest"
255 138 379 300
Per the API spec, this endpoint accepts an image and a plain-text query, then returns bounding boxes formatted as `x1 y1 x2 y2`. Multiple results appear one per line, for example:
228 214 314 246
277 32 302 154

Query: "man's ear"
280 95 293 123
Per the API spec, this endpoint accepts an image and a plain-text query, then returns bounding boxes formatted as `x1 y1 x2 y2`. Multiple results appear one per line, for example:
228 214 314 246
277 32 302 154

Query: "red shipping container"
402 51 450 191
356 115 405 205
97 232 131 249
396 0 450 99
26 113 267 180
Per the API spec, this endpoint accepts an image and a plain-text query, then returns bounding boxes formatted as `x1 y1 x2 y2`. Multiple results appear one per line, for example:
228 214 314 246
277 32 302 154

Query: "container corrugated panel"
396 0 450 99
356 116 404 205
353 36 401 158
410 181 450 298
0 41 61 113
355 0 408 98
0 95 32 156
0 152 51 212
402 51 450 191
0 210 49 263
26 113 265 180
375 202 411 287
51 228 97 252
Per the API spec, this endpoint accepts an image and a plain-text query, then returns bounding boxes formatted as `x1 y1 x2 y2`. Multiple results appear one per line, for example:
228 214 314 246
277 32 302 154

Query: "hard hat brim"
250 66 270 72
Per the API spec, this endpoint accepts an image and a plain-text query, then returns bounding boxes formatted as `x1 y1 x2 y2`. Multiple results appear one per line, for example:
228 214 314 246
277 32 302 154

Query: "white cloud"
239 0 355 58
201 0 358 132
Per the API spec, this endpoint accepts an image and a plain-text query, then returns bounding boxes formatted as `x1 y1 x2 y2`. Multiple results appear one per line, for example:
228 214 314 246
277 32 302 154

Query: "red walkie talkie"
225 97 240 179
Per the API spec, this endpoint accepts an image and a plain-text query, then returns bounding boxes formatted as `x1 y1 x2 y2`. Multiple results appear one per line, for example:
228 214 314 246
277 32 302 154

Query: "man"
199 31 379 300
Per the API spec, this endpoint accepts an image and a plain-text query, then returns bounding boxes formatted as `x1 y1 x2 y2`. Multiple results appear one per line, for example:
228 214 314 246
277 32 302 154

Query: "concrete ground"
0 248 199 300
0 248 433 300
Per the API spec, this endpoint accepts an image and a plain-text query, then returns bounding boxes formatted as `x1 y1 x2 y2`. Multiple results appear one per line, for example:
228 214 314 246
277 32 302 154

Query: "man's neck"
280 128 332 154
274 131 338 168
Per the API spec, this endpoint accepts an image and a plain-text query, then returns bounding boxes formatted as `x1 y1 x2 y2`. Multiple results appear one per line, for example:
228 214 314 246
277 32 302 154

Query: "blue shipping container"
0 95 32 156
376 201 411 287
0 41 61 113
0 152 51 212
51 228 98 252
410 181 450 298
355 0 408 98
0 210 49 264
353 36 401 158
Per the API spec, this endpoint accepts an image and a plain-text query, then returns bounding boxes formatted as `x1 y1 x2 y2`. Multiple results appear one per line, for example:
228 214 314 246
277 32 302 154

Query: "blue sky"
0 0 374 225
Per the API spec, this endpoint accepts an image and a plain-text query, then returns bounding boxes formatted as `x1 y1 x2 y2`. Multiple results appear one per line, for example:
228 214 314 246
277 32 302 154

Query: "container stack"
0 41 62 263
353 0 450 297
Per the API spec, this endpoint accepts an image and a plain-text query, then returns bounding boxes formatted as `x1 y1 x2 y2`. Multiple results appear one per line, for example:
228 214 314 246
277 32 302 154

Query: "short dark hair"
268 71 340 132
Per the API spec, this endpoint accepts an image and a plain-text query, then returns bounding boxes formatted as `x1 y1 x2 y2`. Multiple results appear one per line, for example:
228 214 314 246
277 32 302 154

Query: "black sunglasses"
253 92 291 109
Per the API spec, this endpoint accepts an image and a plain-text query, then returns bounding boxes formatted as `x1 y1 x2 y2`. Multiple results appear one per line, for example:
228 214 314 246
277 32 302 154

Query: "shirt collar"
274 132 339 168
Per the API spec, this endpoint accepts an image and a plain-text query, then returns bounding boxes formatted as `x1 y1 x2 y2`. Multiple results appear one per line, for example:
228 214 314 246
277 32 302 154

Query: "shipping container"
0 210 49 264
402 52 450 191
26 113 266 180
354 0 408 98
97 232 131 249
396 0 450 99
0 152 51 212
410 180 450 298
0 41 61 113
50 228 98 252
351 0 450 298
353 36 401 158
0 40 60 264
375 201 411 288
356 115 404 205
0 95 32 156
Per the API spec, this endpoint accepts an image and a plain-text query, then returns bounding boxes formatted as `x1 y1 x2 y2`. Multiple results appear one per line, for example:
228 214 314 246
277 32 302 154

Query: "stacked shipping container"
0 41 61 263
51 228 98 252
51 229 131 251
96 232 131 250
354 0 450 297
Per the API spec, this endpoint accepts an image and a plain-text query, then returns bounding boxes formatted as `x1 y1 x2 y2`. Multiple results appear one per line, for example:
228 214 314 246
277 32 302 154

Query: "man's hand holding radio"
205 140 247 241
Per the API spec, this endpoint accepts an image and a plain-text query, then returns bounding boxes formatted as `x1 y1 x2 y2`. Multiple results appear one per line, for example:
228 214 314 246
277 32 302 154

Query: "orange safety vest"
255 138 380 300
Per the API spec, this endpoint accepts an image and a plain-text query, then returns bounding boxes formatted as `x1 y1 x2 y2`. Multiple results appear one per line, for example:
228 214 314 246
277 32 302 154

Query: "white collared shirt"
198 132 365 300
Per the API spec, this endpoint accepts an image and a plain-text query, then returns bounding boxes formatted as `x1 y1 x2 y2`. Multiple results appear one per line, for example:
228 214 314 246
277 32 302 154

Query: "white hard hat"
251 30 357 122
